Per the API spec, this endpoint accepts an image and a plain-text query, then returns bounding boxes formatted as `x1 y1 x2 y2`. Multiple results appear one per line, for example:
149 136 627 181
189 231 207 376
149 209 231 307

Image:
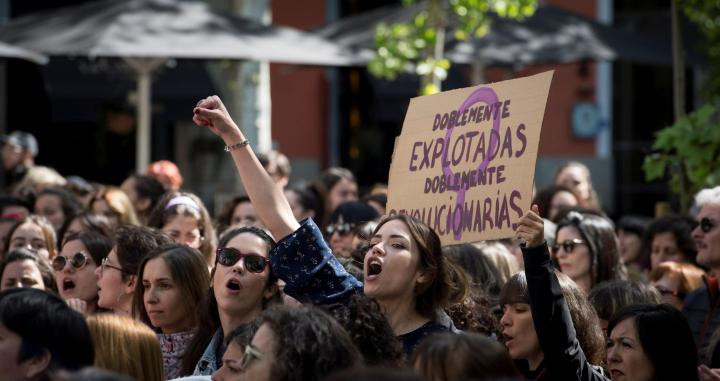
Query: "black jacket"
522 242 609 381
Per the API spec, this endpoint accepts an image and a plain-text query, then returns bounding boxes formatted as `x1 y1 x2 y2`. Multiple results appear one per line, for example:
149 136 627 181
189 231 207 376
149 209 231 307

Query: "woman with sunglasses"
326 201 379 258
147 192 217 268
180 226 280 376
553 210 626 293
134 244 210 379
193 96 468 355
54 232 112 315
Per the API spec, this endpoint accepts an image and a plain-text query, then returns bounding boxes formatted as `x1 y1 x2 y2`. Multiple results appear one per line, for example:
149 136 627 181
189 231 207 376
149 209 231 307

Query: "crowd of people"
1 96 719 381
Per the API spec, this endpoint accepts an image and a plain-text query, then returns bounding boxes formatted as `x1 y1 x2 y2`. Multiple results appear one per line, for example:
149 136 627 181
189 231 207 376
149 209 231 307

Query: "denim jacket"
192 329 223 376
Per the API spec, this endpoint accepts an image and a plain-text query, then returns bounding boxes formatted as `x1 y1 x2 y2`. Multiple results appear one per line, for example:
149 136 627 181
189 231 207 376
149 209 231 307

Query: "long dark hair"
555 211 627 289
374 214 469 317
179 226 279 376
608 304 698 381
133 244 210 332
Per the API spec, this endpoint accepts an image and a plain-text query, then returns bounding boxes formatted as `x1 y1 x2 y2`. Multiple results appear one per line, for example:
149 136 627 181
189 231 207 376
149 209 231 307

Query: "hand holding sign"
387 71 554 245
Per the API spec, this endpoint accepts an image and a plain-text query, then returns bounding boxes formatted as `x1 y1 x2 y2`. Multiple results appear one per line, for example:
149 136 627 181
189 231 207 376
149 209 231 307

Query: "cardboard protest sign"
387 70 554 245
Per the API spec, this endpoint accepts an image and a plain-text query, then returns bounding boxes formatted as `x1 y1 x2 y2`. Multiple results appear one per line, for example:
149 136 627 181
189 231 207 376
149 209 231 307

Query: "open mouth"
226 279 241 291
366 258 383 278
63 279 76 292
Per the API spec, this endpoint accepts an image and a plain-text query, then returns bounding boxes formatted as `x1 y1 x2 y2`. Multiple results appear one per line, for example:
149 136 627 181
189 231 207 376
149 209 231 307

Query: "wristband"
224 140 249 152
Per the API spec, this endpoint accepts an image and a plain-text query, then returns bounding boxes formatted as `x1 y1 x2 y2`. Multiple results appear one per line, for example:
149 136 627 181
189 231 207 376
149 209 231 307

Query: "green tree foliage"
643 102 720 210
643 1 720 210
369 0 537 95
682 0 720 97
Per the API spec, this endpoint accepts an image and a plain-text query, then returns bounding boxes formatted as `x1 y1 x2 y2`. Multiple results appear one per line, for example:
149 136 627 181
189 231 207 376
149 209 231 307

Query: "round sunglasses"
216 247 270 273
52 252 91 272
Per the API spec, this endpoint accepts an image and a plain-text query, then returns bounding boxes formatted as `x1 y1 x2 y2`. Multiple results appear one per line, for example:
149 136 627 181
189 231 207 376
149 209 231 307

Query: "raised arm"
193 95 299 239
516 205 608 381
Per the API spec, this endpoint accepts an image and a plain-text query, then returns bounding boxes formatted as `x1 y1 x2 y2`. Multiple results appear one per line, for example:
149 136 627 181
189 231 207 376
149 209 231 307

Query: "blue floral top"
269 218 450 354
270 218 363 304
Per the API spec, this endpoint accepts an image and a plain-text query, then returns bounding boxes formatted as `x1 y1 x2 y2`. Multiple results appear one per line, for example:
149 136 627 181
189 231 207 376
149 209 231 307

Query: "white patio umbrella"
0 0 358 172
0 41 47 64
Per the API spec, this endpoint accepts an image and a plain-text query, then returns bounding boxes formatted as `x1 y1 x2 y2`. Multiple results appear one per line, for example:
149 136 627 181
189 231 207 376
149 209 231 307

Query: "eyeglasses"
100 257 125 274
326 223 354 237
240 344 264 371
216 247 269 273
655 285 686 300
700 217 718 233
552 238 586 254
52 252 91 272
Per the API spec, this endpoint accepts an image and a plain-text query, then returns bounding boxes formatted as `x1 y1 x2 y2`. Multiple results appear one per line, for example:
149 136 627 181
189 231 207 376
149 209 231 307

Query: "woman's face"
618 229 643 264
548 191 577 220
55 239 99 304
1 259 45 291
9 222 50 259
92 199 120 227
162 215 202 249
364 219 425 303
555 166 591 204
607 318 654 381
328 178 358 213
143 257 193 333
34 194 65 232
500 302 542 363
650 232 683 270
651 272 684 310
238 323 276 381
213 233 273 319
95 248 131 310
232 202 262 228
554 226 591 283
328 216 354 258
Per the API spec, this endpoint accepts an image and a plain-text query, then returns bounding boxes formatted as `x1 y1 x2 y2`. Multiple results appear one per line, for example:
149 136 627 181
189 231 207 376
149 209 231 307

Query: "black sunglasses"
326 223 354 237
216 247 269 273
552 238 585 254
52 252 90 272
700 217 717 233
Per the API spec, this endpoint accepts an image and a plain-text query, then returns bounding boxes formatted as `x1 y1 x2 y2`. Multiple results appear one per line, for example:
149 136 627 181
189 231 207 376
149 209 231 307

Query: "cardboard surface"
387 71 554 245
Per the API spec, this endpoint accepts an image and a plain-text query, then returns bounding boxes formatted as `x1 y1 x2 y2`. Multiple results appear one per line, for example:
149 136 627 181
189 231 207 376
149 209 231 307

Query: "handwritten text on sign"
387 71 554 245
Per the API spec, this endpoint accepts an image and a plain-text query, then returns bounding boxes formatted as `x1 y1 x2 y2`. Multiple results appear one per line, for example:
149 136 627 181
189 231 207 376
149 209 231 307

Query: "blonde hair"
86 314 164 381
473 241 520 285
92 187 139 226
19 166 66 189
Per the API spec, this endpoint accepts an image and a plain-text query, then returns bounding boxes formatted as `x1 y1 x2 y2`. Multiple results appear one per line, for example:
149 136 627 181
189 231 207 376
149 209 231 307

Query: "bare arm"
193 95 300 239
